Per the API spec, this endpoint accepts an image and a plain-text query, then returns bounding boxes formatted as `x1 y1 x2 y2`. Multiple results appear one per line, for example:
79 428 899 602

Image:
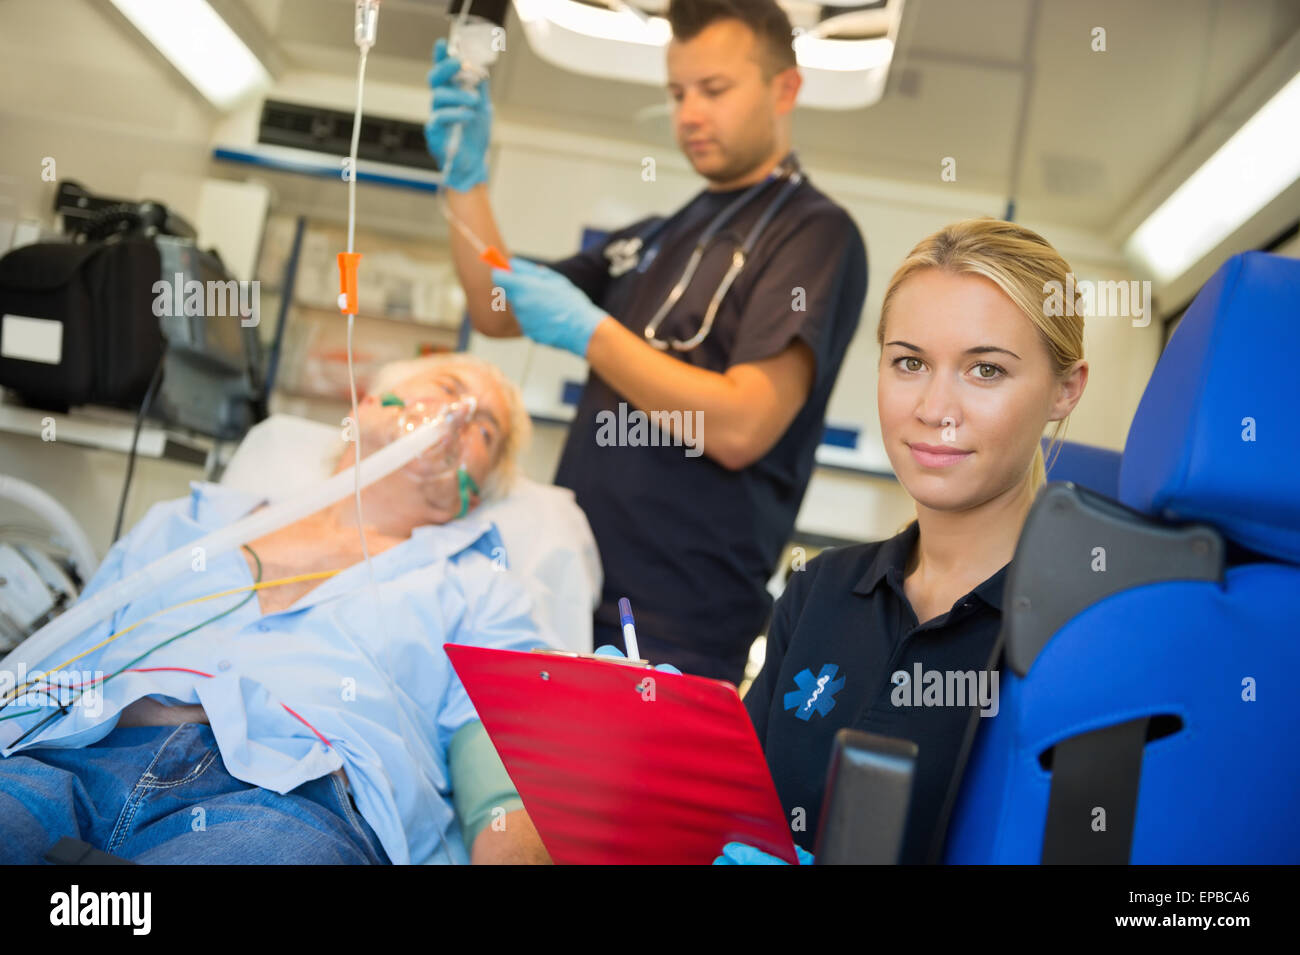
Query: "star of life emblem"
604 237 644 278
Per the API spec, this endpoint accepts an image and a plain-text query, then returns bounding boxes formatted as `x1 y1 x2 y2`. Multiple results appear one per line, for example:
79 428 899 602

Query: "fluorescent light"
110 0 271 109
514 0 670 46
794 35 894 73
1127 70 1300 283
511 0 897 110
515 0 894 68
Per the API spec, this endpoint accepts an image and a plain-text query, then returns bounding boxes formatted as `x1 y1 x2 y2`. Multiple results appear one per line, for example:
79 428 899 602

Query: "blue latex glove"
712 841 815 865
593 644 682 675
424 38 491 193
491 258 608 357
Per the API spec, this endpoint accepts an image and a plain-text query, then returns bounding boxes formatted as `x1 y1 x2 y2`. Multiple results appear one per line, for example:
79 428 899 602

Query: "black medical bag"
0 237 165 412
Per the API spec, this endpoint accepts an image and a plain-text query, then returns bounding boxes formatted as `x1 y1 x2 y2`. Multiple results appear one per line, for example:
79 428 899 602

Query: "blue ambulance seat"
938 251 1300 863
1042 438 1122 499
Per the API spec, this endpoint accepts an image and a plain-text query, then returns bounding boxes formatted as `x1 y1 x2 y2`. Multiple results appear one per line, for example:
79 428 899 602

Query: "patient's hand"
470 808 552 865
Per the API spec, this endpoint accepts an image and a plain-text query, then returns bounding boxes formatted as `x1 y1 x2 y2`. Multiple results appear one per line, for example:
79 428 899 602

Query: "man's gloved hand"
592 645 682 675
712 841 815 865
491 258 608 357
424 37 491 193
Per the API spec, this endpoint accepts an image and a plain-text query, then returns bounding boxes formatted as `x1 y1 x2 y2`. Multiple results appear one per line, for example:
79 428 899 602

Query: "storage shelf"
0 392 228 471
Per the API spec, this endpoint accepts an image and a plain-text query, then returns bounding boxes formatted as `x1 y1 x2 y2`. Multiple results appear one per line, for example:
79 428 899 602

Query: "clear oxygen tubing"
0 475 99 584
0 402 471 688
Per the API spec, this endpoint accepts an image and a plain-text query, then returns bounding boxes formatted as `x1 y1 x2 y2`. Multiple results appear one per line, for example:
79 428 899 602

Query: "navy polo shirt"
744 520 1008 862
548 170 868 680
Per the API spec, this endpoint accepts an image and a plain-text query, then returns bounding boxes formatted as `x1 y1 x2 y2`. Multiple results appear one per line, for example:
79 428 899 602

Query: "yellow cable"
2 568 344 707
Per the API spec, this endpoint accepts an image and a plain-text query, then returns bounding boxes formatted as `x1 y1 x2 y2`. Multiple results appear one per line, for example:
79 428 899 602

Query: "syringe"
443 0 476 172
440 3 509 271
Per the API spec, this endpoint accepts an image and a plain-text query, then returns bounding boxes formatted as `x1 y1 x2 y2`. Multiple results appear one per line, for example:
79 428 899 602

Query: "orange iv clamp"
337 252 363 314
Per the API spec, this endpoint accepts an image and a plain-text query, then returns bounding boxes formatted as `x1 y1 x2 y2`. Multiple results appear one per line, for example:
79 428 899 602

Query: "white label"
1 314 63 364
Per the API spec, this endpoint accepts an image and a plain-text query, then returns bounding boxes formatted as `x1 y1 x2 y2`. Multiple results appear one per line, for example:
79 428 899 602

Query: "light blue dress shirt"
0 482 553 864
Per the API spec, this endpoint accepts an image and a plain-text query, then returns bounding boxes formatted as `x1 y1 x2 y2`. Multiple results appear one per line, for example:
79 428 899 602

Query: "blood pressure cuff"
448 719 525 850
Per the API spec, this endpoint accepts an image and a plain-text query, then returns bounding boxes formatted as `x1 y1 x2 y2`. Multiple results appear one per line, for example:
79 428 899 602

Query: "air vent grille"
258 100 438 172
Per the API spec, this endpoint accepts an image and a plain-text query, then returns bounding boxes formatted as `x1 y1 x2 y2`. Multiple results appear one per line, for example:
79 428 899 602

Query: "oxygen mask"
358 386 482 518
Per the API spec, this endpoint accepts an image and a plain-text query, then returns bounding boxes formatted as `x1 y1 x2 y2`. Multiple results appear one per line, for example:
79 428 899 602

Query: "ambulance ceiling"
220 0 1300 232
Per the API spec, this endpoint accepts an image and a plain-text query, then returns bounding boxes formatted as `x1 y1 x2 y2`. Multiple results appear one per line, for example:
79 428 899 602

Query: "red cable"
130 666 215 679
280 703 333 748
129 668 333 748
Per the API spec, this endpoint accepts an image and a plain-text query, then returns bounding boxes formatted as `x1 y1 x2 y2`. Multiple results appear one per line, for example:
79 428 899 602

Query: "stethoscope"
636 154 805 352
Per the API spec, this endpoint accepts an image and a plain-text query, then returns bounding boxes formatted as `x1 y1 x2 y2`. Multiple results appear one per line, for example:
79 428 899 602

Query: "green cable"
0 545 264 726
103 544 263 685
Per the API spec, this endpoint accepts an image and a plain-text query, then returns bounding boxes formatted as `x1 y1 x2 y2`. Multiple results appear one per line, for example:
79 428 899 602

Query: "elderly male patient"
0 355 552 864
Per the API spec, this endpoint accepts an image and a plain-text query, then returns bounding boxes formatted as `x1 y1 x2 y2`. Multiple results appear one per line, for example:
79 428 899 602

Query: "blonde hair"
876 217 1085 494
365 352 532 501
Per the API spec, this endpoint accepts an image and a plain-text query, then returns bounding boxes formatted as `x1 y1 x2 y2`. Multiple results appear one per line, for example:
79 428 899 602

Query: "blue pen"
618 597 641 662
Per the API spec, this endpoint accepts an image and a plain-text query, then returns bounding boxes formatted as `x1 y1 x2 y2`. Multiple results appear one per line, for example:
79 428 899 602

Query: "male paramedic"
426 0 869 681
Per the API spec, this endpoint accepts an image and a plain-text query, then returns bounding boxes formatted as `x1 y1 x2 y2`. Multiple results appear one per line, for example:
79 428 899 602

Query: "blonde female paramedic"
720 218 1089 865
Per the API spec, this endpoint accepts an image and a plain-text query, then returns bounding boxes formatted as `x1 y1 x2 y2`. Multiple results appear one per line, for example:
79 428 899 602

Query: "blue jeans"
0 723 389 864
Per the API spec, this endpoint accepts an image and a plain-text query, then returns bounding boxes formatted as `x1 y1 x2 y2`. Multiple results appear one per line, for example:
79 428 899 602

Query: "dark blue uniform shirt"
548 172 868 681
744 520 1008 862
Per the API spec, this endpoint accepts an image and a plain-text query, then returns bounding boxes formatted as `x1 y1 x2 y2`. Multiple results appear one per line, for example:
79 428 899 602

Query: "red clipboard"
445 644 798 865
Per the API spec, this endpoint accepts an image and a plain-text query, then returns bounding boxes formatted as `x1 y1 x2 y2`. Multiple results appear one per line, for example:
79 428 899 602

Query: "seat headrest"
1043 438 1122 499
1119 252 1300 564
